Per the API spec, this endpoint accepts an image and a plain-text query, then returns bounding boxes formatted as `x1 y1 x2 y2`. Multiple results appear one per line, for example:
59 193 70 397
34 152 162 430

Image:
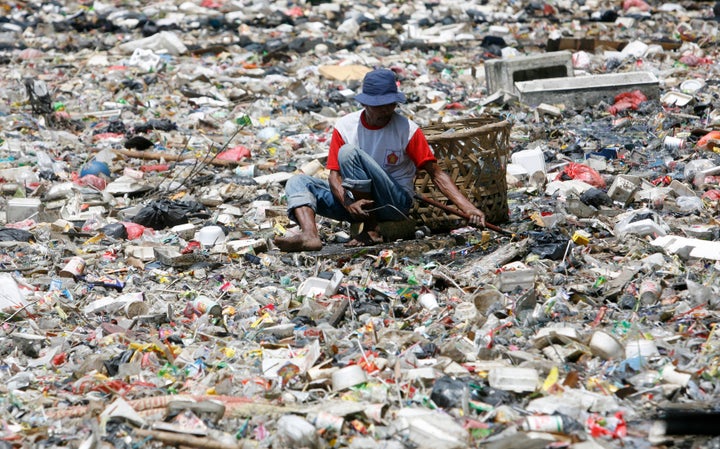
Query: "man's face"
363 103 397 127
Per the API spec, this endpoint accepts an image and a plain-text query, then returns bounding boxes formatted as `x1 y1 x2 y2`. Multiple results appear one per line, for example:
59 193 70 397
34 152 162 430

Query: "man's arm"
421 160 486 227
329 170 373 220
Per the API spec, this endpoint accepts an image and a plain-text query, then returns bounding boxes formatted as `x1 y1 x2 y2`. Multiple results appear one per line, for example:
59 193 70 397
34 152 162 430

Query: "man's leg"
274 205 322 252
337 145 413 245
274 174 351 252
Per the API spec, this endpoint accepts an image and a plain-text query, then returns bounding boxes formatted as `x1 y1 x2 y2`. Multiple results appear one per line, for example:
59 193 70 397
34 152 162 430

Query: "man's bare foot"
274 234 322 252
344 230 384 247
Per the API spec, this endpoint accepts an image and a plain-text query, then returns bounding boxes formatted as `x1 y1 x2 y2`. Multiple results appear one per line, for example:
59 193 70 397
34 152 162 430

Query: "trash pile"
1 0 720 448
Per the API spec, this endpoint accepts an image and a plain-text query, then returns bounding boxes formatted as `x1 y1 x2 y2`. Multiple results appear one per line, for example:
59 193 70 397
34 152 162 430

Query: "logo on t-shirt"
385 150 401 166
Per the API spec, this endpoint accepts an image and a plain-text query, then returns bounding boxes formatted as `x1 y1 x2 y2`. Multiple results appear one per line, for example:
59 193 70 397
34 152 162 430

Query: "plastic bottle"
522 414 579 434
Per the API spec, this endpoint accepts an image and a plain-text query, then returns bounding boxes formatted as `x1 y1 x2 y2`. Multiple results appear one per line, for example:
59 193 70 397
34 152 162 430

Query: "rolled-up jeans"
284 144 414 223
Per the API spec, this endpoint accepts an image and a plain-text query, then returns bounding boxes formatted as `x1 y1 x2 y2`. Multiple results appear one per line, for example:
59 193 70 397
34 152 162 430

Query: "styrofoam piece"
511 148 546 175
625 339 660 360
171 223 196 239
589 331 625 360
507 163 529 177
0 273 27 311
533 326 581 348
661 91 693 107
298 270 343 298
488 367 539 392
196 225 226 246
332 365 367 391
650 235 720 261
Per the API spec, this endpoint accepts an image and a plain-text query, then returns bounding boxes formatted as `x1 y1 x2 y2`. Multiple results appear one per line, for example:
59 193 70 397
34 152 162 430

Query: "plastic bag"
430 376 470 409
676 195 703 214
528 231 570 260
75 174 107 190
131 199 208 230
0 228 33 242
702 190 720 201
216 145 251 161
580 187 612 207
123 222 150 240
556 162 606 188
608 90 647 115
101 223 128 239
697 130 720 150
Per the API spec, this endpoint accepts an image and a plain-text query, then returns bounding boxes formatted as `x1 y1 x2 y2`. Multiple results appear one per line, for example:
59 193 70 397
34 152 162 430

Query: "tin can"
124 300 149 318
664 136 685 150
59 256 86 279
192 295 222 316
234 164 256 178
523 415 565 433
639 279 660 305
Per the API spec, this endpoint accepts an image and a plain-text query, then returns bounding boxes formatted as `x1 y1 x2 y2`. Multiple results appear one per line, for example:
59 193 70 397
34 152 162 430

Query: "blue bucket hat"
355 69 406 106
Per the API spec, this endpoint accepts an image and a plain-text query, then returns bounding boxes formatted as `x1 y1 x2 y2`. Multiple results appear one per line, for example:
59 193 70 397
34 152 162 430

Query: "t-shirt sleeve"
406 128 436 168
326 129 346 171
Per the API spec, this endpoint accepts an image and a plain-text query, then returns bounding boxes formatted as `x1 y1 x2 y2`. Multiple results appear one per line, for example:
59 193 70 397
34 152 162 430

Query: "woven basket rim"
423 119 511 143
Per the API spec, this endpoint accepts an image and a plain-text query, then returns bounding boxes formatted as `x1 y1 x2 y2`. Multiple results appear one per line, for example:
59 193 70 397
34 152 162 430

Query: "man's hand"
346 198 375 220
465 207 485 228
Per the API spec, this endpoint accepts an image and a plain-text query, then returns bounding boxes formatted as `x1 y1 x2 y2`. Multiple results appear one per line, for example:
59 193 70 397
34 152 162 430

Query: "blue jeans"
284 144 414 223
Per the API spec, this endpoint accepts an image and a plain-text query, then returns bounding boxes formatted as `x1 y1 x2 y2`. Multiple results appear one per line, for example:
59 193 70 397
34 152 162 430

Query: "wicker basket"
412 116 512 230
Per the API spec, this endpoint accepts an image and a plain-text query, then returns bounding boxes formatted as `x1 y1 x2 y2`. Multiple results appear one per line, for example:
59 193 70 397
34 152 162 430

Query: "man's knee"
285 173 311 193
337 144 361 166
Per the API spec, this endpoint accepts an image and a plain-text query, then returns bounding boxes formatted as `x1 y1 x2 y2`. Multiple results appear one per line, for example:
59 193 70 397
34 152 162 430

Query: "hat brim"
355 91 406 106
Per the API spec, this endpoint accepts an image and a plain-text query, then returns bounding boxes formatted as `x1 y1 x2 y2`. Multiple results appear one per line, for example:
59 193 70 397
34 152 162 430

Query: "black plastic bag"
529 231 570 260
102 222 128 239
0 228 33 242
580 187 612 207
131 199 208 230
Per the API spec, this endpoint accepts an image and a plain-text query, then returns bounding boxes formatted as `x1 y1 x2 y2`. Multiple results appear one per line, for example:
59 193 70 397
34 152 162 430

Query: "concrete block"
516 71 660 108
485 51 573 95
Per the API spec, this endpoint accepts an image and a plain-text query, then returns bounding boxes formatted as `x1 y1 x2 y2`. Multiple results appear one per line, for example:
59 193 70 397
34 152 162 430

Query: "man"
274 68 485 252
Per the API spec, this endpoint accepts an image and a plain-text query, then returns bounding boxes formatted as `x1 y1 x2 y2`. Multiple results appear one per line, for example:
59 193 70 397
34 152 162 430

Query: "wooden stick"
113 148 275 169
413 193 514 236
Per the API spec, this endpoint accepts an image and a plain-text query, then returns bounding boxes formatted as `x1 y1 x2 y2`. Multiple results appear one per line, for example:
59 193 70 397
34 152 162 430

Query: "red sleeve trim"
406 129 436 168
326 129 345 171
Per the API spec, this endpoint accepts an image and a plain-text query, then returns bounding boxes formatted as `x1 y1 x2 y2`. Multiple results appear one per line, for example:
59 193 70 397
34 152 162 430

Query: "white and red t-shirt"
326 110 436 194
